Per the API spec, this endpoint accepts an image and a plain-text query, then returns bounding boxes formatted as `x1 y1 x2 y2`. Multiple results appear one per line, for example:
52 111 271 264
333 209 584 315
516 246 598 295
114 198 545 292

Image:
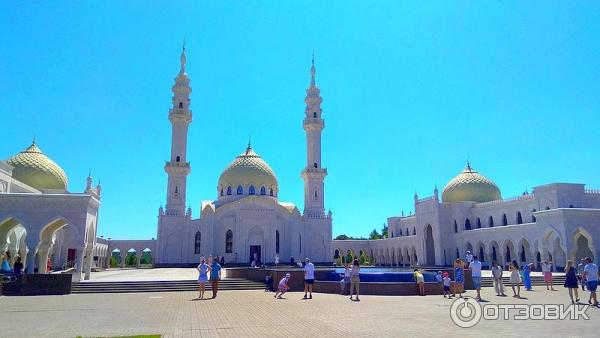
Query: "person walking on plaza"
210 257 222 299
464 251 473 269
274 254 279 268
523 262 533 291
470 256 483 301
220 255 225 267
541 260 555 291
12 256 23 276
349 259 361 301
577 258 586 291
1 251 11 272
583 257 599 306
453 258 465 298
491 260 506 296
414 268 425 296
274 273 291 299
509 260 521 298
563 260 580 304
196 257 211 299
303 258 315 299
442 272 451 298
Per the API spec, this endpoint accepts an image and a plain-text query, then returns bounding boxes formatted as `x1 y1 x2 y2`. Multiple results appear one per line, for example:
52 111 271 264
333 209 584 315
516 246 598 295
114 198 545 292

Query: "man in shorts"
470 256 483 301
303 258 315 299
583 257 599 306
210 258 222 299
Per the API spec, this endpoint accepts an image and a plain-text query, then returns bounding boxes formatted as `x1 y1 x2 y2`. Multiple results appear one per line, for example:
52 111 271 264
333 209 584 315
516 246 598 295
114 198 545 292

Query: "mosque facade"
2 48 599 276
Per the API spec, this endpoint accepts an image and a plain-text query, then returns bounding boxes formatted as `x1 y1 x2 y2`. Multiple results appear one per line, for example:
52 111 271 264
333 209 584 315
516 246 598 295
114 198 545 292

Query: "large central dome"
442 163 501 203
217 144 278 198
6 142 68 191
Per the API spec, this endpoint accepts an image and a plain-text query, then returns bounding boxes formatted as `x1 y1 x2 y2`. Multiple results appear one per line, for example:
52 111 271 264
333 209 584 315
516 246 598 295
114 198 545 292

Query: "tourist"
442 272 451 298
523 262 532 291
414 268 425 296
491 260 506 296
563 260 580 304
583 257 599 306
196 257 211 299
13 256 23 276
274 273 291 299
1 251 11 272
210 257 222 298
303 258 315 299
470 256 483 301
509 260 521 298
453 258 464 298
577 259 586 291
340 264 351 295
274 254 279 268
435 271 443 284
220 255 225 267
542 260 555 291
290 256 295 267
350 259 360 301
465 251 473 269
265 273 274 292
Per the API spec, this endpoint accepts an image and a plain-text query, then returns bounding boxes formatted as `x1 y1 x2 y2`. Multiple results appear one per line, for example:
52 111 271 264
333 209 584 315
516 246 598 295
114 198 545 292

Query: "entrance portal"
250 245 261 264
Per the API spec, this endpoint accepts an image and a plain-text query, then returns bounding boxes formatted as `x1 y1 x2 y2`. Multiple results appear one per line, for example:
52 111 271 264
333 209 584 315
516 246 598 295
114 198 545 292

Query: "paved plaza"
1 282 599 338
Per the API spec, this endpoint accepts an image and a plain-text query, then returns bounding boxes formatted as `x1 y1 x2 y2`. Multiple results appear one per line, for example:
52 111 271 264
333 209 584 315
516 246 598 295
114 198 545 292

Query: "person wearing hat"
275 273 291 299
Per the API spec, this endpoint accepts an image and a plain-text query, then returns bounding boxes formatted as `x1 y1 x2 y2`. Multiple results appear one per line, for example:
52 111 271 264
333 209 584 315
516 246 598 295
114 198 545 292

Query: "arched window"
505 246 511 262
178 102 183 108
194 231 201 254
477 218 482 228
488 216 494 227
479 247 485 262
531 209 536 222
275 230 280 254
249 185 255 195
220 188 223 196
225 230 233 253
237 185 243 195
226 186 232 195
536 252 541 263
260 186 266 195
270 188 274 196
313 112 317 118
454 220 458 233
413 227 416 235
492 247 497 261
520 245 526 262
464 219 471 230
516 211 523 224
406 228 409 236
176 155 180 162
502 214 508 226
313 162 318 168
456 248 460 259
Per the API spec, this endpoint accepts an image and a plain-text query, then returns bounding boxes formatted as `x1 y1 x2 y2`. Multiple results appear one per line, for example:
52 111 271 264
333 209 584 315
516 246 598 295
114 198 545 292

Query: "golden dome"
442 163 500 203
7 142 68 191
218 145 278 197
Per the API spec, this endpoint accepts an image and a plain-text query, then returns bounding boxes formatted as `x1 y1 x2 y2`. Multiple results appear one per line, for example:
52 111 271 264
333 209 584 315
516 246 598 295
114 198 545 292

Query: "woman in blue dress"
523 263 532 291
1 251 12 272
196 257 211 299
563 260 580 303
453 258 465 298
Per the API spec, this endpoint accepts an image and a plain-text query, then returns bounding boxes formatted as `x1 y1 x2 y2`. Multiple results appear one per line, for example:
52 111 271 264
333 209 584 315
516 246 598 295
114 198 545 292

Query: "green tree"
335 234 350 240
369 228 382 240
382 223 388 238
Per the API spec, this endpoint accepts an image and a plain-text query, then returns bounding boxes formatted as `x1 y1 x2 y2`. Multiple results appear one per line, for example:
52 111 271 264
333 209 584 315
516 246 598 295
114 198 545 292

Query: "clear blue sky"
1 2 599 239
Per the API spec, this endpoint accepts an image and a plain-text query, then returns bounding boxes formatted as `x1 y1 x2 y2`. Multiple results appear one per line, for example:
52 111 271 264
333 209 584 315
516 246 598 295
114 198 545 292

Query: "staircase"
481 275 566 287
72 278 264 294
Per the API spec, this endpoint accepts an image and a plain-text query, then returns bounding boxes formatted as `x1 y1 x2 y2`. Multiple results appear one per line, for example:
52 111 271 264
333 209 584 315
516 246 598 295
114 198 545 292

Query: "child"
275 273 291 299
442 272 451 298
435 271 443 283
265 274 274 292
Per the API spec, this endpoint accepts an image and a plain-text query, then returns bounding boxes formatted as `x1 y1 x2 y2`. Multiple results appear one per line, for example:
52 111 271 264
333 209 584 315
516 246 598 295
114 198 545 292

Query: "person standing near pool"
563 260 580 304
303 258 315 299
470 256 483 301
453 258 465 298
196 257 211 299
491 260 506 296
542 260 555 291
583 257 599 306
210 257 222 299
413 268 425 296
340 264 351 295
349 259 361 301
509 260 521 298
523 262 533 291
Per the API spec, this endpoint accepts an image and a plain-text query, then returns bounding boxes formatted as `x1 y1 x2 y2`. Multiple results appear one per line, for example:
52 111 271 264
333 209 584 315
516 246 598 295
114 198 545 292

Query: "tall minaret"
301 55 327 218
164 45 192 216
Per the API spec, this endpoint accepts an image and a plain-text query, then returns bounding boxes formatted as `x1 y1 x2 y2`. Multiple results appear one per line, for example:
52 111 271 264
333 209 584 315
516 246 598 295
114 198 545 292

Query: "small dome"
442 163 500 203
217 145 278 198
7 142 68 191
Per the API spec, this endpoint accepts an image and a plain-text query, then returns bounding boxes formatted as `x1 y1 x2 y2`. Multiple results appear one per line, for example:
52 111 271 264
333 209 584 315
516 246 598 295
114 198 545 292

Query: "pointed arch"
516 211 523 224
502 214 508 226
488 215 494 227
236 185 243 195
226 186 232 195
225 230 233 253
260 186 266 195
249 185 256 195
464 218 471 230
476 217 481 229
194 231 201 254
275 230 280 254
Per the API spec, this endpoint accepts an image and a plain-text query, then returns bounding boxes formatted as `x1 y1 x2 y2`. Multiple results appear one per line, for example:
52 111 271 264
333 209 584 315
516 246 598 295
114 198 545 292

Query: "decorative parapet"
585 189 600 194
475 194 534 208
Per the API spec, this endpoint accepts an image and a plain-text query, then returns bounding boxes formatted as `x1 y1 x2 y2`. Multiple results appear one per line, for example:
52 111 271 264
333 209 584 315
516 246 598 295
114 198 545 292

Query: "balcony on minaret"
169 108 192 124
164 160 191 175
301 167 327 179
303 117 324 130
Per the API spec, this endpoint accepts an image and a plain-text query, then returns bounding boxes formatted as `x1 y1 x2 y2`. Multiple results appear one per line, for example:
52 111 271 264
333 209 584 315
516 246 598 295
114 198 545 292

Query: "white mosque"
2 47 599 277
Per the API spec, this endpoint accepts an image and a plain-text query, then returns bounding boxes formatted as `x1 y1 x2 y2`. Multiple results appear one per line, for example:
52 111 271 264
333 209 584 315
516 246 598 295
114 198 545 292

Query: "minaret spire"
310 51 316 85
180 42 187 74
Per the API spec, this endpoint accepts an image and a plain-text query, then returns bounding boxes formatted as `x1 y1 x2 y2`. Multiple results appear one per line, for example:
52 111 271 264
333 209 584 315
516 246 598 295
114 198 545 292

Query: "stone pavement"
1 286 599 337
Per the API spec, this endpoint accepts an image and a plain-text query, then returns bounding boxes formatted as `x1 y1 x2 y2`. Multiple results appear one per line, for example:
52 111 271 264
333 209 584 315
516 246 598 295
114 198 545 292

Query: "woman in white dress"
509 260 521 298
196 257 211 299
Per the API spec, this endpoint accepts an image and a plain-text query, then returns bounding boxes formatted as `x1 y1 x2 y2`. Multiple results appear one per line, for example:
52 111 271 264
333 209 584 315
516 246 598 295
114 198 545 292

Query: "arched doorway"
573 230 595 262
247 226 264 264
425 224 435 265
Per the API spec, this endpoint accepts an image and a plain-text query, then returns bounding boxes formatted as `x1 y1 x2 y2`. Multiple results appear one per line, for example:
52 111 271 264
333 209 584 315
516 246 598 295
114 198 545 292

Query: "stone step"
71 278 265 294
